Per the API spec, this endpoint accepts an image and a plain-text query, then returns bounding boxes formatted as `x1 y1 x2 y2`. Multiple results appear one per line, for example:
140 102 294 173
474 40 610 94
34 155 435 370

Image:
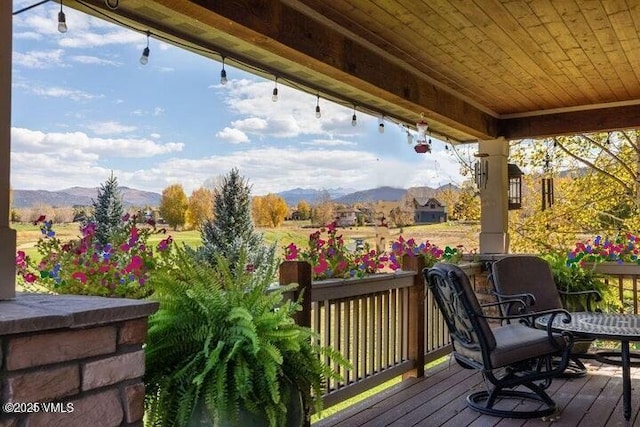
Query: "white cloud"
13 49 65 69
217 79 372 140
86 121 137 135
153 107 165 116
216 128 250 144
11 127 184 159
300 138 357 147
231 117 268 132
58 26 143 49
70 55 121 66
13 31 42 40
11 126 464 195
29 86 97 101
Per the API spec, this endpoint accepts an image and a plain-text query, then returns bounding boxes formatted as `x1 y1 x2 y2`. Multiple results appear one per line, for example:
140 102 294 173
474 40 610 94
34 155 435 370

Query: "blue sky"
10 0 473 196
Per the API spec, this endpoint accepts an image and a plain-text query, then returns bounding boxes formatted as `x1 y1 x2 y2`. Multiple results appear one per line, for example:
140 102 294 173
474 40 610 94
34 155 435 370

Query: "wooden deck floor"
315 357 640 427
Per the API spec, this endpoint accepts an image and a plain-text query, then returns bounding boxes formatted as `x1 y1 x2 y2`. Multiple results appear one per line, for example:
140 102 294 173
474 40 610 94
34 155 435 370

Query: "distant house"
335 207 359 227
414 198 447 223
289 210 302 220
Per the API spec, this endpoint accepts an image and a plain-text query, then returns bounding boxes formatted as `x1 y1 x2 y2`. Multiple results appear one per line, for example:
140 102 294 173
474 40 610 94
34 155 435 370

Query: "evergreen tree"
89 172 124 246
198 168 274 273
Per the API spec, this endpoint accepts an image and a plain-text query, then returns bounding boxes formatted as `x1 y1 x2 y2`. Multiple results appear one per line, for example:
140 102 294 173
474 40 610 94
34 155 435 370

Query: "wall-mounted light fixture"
508 163 524 210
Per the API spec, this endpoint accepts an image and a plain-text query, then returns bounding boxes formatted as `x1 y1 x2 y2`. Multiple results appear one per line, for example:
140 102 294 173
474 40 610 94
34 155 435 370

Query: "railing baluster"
372 294 384 372
368 294 375 376
344 299 351 384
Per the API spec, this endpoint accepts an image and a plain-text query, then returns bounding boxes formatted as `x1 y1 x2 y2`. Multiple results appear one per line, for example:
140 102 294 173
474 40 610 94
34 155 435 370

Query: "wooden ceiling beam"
178 0 498 140
501 104 640 139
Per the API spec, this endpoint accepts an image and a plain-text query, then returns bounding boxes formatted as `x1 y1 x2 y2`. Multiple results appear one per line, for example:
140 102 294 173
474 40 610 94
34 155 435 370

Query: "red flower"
71 271 87 283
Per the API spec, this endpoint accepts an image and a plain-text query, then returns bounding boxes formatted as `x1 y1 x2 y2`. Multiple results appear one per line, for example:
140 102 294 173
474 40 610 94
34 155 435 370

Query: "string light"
140 31 150 65
378 116 385 133
57 0 67 33
351 105 357 126
220 56 228 85
315 95 321 118
272 77 279 102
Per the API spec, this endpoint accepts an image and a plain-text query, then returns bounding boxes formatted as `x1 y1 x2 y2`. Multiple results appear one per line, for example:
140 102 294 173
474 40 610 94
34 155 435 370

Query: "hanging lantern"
508 163 524 210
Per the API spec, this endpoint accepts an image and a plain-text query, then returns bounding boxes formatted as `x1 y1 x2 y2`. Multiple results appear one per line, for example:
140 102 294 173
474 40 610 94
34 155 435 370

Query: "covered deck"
316 357 640 427
5 2 640 426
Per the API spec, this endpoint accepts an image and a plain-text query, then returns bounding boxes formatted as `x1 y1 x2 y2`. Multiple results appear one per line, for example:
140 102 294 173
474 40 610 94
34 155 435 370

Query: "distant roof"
414 197 444 208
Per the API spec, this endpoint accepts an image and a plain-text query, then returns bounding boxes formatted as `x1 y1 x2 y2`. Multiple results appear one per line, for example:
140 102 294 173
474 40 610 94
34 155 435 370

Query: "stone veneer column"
0 0 16 299
478 138 510 254
0 294 158 426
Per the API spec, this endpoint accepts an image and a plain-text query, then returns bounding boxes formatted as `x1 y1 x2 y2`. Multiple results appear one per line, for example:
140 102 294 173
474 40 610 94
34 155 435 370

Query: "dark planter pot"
189 382 304 427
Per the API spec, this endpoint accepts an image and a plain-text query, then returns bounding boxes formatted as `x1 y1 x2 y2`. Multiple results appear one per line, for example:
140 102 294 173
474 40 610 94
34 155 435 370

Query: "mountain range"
13 187 161 209
12 184 458 209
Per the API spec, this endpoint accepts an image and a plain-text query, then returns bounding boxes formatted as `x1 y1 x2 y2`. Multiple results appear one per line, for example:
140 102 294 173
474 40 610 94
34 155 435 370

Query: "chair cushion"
454 323 565 369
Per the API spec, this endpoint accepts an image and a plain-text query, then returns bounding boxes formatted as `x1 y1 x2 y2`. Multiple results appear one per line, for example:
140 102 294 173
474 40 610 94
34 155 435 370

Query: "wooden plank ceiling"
68 0 640 143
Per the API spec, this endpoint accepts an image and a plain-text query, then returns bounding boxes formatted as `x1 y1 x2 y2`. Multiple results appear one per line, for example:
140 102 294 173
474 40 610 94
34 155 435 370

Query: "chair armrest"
479 307 570 323
481 299 527 310
492 290 536 307
489 292 534 321
559 289 602 312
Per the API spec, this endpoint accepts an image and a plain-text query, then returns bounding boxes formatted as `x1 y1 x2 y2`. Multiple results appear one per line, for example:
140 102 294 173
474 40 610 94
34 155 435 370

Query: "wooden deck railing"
278 258 484 410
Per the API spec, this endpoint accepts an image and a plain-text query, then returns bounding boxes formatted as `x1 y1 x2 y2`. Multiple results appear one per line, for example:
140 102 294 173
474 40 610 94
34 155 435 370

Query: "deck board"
315 357 640 427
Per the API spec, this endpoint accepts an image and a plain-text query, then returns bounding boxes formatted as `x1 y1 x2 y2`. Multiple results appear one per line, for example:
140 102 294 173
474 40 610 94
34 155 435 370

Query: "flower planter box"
591 262 640 276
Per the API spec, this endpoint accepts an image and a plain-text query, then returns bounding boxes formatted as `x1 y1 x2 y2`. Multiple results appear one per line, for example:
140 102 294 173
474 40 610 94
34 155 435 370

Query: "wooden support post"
279 261 312 328
278 261 312 426
0 0 15 299
402 255 426 378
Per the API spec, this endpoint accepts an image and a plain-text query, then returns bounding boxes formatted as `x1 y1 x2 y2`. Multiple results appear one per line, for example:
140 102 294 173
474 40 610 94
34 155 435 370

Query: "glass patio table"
535 312 640 420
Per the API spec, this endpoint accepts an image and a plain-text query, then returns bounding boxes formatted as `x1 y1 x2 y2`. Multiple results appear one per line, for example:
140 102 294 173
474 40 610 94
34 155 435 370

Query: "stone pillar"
0 0 16 299
0 294 158 426
478 138 509 254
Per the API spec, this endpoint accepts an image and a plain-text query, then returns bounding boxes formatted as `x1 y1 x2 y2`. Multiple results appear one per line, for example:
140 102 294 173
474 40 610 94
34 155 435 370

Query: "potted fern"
144 246 347 426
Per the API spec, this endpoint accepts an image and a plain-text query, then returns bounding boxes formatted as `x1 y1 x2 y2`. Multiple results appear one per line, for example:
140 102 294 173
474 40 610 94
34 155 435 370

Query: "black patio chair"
490 255 601 376
425 263 574 419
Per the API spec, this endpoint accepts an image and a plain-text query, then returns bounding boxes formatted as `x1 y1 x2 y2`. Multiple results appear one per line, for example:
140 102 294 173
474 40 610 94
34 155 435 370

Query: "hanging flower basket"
414 143 431 154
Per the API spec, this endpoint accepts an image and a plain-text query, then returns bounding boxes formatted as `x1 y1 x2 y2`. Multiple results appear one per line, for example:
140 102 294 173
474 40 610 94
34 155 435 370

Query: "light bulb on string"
140 31 150 65
315 95 321 118
220 56 228 85
57 0 67 33
272 77 278 102
378 116 385 133
351 106 357 126
406 130 413 145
